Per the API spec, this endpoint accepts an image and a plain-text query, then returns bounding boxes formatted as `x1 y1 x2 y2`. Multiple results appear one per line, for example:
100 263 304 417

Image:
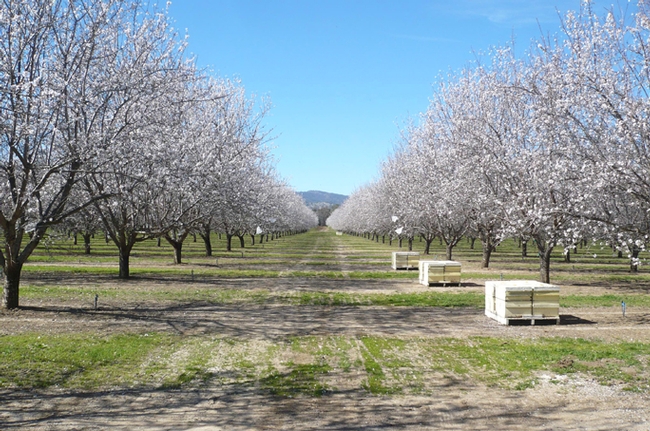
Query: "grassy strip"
433 336 650 391
348 271 419 279
20 285 484 308
560 294 650 308
2 334 647 394
20 284 650 309
20 285 271 303
0 333 171 389
291 291 484 307
23 266 281 278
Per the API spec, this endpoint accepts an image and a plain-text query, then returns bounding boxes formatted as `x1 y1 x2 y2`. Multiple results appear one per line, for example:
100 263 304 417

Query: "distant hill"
299 190 348 226
298 190 348 207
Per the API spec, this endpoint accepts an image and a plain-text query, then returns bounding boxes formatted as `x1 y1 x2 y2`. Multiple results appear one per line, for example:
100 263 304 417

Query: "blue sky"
168 0 634 196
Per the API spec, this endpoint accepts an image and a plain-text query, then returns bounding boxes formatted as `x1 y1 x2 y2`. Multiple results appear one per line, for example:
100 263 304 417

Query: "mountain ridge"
298 190 348 206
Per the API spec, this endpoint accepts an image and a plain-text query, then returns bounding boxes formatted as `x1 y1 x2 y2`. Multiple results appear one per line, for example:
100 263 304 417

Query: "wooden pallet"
485 280 560 325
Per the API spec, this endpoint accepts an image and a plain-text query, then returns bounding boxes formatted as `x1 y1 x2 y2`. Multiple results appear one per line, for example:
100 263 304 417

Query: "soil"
1 273 650 430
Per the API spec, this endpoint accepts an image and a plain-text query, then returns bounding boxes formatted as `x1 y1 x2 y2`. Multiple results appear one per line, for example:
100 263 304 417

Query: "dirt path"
2 377 648 430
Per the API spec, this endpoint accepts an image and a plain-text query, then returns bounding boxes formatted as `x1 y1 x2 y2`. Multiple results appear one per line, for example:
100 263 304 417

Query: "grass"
0 333 171 389
2 334 647 395
20 285 272 304
290 291 484 307
260 363 331 397
23 265 282 278
20 284 486 308
14 227 650 290
19 283 650 309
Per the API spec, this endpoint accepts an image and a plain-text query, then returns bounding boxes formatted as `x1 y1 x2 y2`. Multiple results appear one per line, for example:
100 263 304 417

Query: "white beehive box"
391 251 419 270
419 260 461 286
485 280 560 325
418 260 436 284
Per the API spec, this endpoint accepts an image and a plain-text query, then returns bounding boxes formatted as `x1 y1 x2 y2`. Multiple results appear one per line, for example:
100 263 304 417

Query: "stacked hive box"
418 260 435 284
391 251 419 270
419 260 461 286
485 280 560 325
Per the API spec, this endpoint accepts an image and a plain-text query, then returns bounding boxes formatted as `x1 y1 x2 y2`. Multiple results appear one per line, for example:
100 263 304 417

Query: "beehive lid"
425 260 461 267
487 280 559 291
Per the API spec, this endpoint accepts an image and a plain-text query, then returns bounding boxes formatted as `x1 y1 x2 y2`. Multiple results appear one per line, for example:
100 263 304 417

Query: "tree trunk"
226 234 233 251
408 237 413 251
539 253 551 283
521 240 527 258
446 244 454 260
481 238 493 268
238 235 245 248
250 234 255 246
118 247 132 279
73 233 78 245
470 237 476 250
382 235 385 244
2 263 23 310
164 231 189 265
424 238 433 254
535 240 553 284
199 225 212 257
564 248 571 263
83 233 92 255
172 243 182 264
398 237 403 248
630 246 641 272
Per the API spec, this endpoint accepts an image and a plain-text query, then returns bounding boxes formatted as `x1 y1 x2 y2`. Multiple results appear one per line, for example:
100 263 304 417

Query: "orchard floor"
2 273 650 431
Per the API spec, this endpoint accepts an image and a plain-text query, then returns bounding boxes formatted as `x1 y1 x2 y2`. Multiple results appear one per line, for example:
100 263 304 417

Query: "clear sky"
167 0 634 196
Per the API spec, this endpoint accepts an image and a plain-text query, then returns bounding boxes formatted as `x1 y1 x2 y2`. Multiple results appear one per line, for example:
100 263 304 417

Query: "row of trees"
0 0 316 309
328 1 650 283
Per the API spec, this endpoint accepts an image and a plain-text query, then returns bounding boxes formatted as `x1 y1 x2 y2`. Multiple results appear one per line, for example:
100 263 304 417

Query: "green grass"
19 283 649 309
1 333 648 394
260 363 331 397
290 291 484 307
15 228 650 289
560 294 650 308
434 336 650 392
20 284 272 304
23 265 282 278
20 284 485 308
0 333 171 389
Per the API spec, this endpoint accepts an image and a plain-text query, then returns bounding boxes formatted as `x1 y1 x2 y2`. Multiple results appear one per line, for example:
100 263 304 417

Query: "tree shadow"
13 303 484 340
559 314 597 325
0 377 625 430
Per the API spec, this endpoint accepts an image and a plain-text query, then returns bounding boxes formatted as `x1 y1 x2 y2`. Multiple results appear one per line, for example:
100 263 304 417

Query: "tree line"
0 0 317 309
328 1 650 284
